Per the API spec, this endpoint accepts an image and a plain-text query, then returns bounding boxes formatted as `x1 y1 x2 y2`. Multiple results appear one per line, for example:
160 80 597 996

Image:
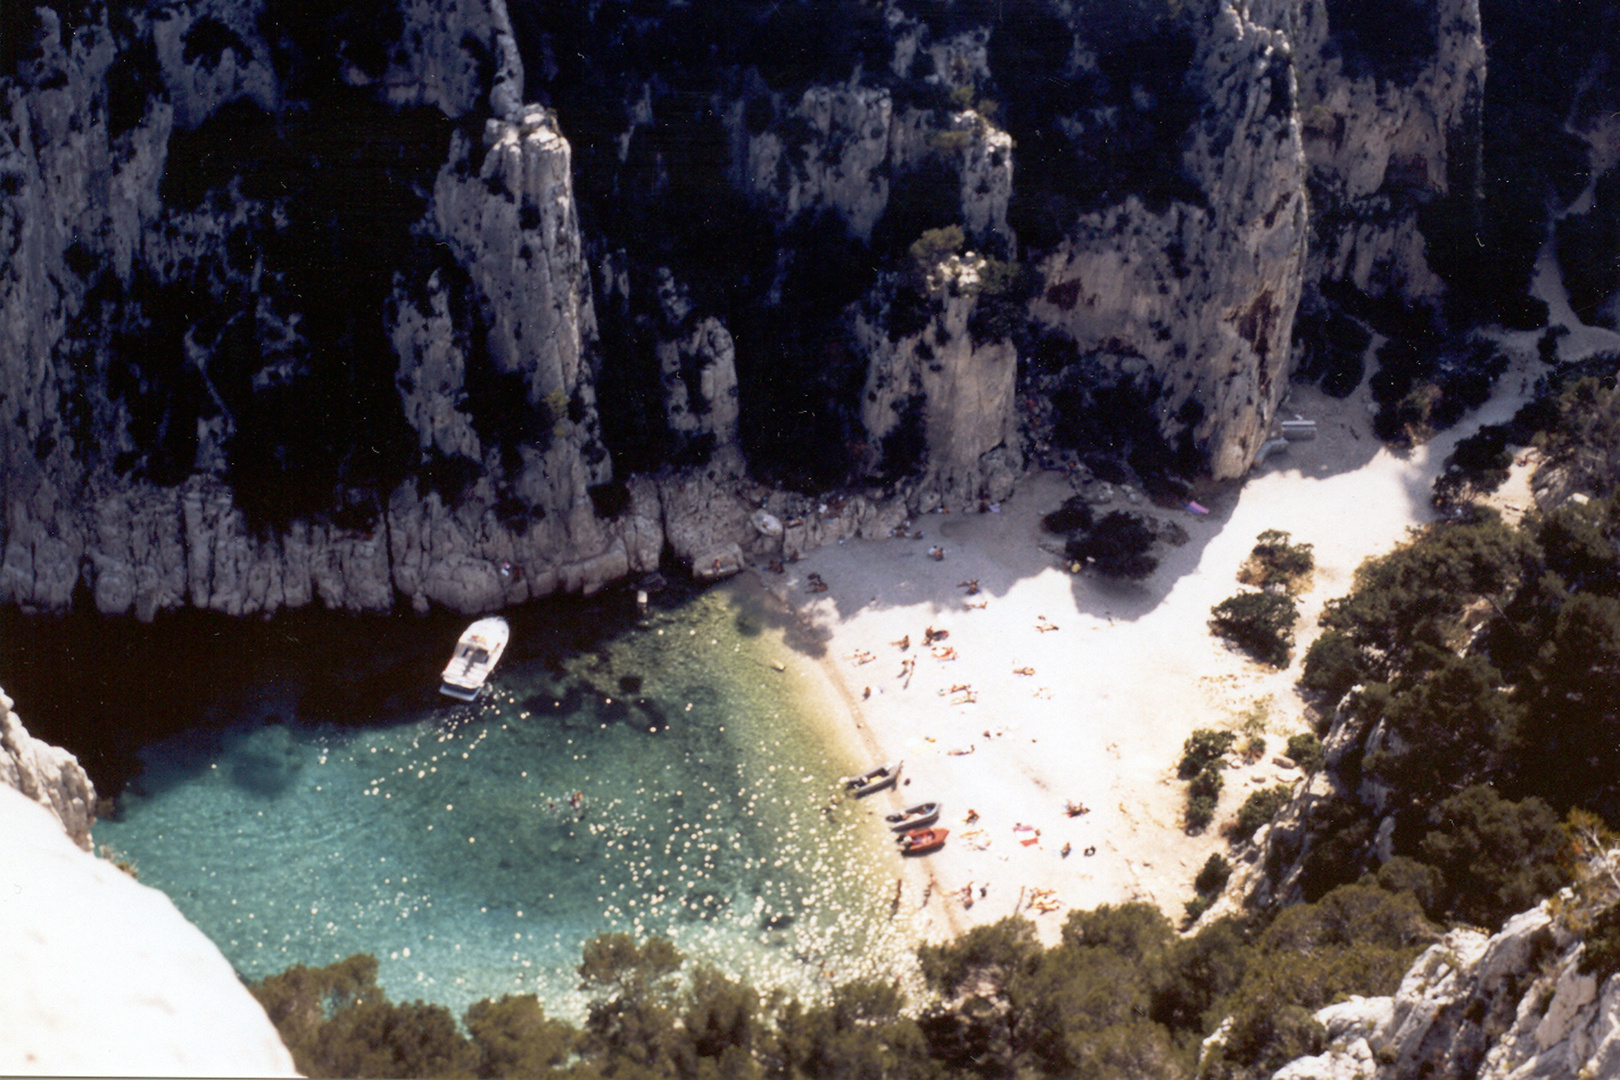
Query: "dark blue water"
89 587 914 1018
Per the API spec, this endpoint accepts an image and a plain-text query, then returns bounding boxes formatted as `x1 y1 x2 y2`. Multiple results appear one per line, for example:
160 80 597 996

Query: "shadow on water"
0 579 667 800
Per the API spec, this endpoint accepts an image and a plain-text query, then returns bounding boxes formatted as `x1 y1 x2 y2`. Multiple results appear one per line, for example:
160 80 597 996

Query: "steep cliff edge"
0 690 296 1075
1272 884 1620 1079
0 686 94 849
2 0 1612 618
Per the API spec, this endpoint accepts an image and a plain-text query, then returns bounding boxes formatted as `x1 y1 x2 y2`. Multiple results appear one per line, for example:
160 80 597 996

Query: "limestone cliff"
0 686 294 1073
1272 890 1620 1080
1 0 1611 617
0 686 94 850
0 784 298 1076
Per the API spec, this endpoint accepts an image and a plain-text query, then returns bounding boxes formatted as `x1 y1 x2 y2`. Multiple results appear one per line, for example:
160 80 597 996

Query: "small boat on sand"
439 616 510 701
897 826 948 855
885 801 941 832
842 761 901 797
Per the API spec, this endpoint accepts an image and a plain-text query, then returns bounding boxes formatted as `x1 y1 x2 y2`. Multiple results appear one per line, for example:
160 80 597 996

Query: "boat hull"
885 802 941 831
842 761 901 798
898 827 948 855
439 616 510 701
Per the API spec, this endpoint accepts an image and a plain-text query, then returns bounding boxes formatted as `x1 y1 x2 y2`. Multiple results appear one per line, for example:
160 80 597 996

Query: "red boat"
897 827 948 855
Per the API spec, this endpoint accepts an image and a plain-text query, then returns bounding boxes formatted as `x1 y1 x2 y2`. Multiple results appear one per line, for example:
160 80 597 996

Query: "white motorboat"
439 616 510 701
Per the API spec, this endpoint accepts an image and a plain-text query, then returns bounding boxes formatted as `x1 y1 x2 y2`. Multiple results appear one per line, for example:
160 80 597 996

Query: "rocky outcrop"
1029 0 1309 480
0 784 298 1076
0 686 291 1071
0 689 94 851
1 0 1595 615
854 252 1021 511
1274 897 1620 1080
1293 0 1484 303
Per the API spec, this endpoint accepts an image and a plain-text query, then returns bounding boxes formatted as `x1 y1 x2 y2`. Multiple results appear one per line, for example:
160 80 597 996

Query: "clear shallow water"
93 588 915 1019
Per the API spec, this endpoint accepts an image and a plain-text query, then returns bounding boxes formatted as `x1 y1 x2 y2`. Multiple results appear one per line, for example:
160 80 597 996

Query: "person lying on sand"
1013 666 1035 676
923 626 948 645
932 645 957 660
891 634 910 650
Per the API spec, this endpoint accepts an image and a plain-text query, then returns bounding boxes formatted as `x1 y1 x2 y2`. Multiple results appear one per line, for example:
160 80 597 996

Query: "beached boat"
439 616 510 701
897 826 948 855
884 801 941 832
841 761 901 797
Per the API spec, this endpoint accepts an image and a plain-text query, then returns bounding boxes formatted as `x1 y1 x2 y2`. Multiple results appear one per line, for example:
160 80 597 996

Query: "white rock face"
1294 0 1484 301
0 786 298 1077
0 689 94 851
854 254 1021 511
1275 897 1620 1080
1030 0 1309 480
744 85 1012 250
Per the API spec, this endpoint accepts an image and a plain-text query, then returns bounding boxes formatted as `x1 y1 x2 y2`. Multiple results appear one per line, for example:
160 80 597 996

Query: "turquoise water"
92 588 915 1019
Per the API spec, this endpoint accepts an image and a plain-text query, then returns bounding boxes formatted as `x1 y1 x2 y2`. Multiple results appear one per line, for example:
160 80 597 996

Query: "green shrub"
1418 785 1575 928
1040 496 1094 534
1185 765 1225 832
1065 510 1160 579
1188 764 1225 802
1579 901 1620 980
1179 728 1238 779
1286 732 1325 773
1195 852 1233 896
1185 793 1218 832
1211 591 1299 667
1229 785 1293 844
1239 529 1316 592
1301 628 1365 701
1373 856 1443 914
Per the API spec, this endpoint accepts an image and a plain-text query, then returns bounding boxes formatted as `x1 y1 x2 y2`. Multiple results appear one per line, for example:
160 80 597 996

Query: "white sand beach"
740 362 1544 943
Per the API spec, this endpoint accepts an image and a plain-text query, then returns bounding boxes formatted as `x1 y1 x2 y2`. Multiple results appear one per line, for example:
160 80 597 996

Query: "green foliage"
1418 785 1574 928
1185 793 1218 832
1373 856 1443 913
1040 496 1094 535
249 954 481 1079
1285 732 1325 773
1180 729 1237 780
1185 762 1225 832
771 979 929 1080
1238 530 1315 592
917 916 1043 996
1195 853 1233 896
1579 901 1620 980
908 225 965 281
1203 885 1433 1078
1229 785 1292 844
1065 511 1160 579
463 995 577 1078
1367 651 1520 801
1210 592 1298 667
1320 513 1529 681
1433 424 1514 507
577 933 685 1070
1300 629 1365 701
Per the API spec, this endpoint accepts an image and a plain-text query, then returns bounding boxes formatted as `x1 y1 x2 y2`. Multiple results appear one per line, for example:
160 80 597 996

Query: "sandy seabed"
732 362 1545 945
